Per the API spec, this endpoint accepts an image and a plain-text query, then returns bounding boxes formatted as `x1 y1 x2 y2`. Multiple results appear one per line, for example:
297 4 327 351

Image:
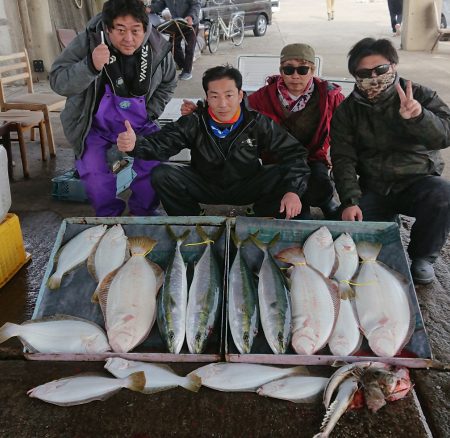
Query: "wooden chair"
0 110 47 179
56 28 77 50
0 50 66 158
431 0 450 52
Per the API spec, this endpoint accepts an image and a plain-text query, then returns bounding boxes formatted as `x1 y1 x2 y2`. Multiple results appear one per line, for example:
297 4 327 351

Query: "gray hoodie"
49 14 177 158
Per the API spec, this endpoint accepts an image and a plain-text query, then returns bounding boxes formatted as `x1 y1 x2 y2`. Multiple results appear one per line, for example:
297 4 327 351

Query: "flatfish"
48 224 107 289
328 233 362 356
303 226 336 278
353 241 415 357
105 357 201 393
98 237 163 353
27 372 145 406
0 315 110 353
88 224 129 303
276 246 339 355
190 362 308 392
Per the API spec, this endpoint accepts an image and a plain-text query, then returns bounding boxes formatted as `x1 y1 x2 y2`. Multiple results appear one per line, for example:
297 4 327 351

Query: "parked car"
201 0 272 36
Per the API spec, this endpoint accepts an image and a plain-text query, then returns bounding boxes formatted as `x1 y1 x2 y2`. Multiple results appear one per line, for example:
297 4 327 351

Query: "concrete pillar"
402 0 441 51
26 0 59 73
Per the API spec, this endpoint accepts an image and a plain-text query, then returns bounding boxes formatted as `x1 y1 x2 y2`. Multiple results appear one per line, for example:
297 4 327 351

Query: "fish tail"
125 371 146 392
290 365 310 376
356 241 382 261
231 230 241 248
91 287 100 304
182 372 202 393
0 322 19 344
128 237 157 256
47 273 62 290
166 225 191 243
249 232 266 251
195 224 210 242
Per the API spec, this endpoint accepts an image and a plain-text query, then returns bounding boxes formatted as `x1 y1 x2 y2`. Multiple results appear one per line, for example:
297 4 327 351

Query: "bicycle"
206 10 245 54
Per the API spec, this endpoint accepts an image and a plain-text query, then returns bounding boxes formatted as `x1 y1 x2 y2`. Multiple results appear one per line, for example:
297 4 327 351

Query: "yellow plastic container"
0 213 31 288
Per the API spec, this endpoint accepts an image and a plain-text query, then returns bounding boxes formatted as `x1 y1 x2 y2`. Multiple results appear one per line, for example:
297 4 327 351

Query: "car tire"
253 14 267 37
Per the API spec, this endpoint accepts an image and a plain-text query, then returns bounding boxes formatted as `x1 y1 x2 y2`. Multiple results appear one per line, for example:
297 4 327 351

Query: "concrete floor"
1 0 450 436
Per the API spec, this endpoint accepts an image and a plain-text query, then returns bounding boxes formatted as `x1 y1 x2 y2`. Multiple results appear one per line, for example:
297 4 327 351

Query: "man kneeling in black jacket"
117 65 310 219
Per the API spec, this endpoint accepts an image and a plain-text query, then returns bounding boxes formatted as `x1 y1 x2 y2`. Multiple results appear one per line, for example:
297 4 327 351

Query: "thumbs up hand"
117 120 136 152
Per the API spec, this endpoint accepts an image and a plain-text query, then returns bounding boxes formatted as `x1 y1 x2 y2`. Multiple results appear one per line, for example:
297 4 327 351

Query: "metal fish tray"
225 217 433 368
27 216 230 363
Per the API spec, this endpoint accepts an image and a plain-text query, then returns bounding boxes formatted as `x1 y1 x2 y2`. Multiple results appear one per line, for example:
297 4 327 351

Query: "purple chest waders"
76 85 160 216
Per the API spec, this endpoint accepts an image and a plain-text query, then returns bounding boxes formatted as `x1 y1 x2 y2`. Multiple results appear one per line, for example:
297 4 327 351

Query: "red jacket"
248 76 345 165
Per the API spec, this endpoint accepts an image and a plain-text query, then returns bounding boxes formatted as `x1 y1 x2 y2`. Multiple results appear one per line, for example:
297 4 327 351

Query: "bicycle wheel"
208 21 220 53
230 15 244 46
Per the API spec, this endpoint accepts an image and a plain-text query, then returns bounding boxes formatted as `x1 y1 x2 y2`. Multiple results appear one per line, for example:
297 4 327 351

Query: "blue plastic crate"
51 159 136 202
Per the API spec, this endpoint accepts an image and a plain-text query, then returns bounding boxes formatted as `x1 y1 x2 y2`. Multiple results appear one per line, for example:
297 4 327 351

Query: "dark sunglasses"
281 65 311 76
355 64 391 79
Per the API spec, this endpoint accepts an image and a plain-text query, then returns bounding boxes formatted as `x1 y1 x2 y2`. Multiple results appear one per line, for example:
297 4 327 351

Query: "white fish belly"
328 297 361 356
106 257 157 352
258 376 328 401
354 263 411 356
290 266 335 354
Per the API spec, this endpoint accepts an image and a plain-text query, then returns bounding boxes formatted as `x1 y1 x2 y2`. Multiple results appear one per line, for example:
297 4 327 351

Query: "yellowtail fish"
27 371 145 406
0 315 110 353
257 376 328 403
353 241 415 357
190 362 308 392
88 224 129 303
157 226 190 354
48 224 107 289
98 237 163 353
105 357 201 393
228 232 259 354
328 233 362 356
276 246 339 355
250 233 291 354
185 225 223 354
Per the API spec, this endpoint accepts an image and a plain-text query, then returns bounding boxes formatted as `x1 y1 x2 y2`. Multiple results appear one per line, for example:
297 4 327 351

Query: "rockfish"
276 246 338 355
251 233 291 354
328 233 362 356
353 241 415 357
98 237 163 353
0 315 110 353
157 226 190 354
88 224 129 303
28 371 145 406
186 225 223 354
105 357 201 393
48 224 107 289
190 362 308 392
228 232 259 354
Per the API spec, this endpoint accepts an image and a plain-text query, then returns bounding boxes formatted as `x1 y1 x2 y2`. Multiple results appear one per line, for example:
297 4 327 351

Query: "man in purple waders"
50 0 177 216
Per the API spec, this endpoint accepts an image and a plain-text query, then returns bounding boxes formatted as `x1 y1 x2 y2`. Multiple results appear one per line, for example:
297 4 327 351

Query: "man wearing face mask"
330 37 450 285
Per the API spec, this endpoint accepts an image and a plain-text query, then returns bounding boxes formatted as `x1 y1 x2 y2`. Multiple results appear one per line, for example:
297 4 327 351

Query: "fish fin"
0 322 19 344
126 371 146 392
181 372 202 393
290 365 310 376
97 268 120 321
91 288 100 304
140 385 178 395
128 237 157 256
86 237 102 282
47 273 62 290
148 260 164 292
356 241 382 261
268 232 281 248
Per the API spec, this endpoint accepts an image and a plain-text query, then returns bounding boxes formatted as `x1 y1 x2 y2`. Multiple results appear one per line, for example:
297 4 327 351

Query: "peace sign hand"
395 80 422 119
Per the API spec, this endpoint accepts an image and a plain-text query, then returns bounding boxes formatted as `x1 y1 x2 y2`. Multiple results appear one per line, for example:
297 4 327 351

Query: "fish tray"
0 213 31 288
225 217 433 368
51 158 136 203
27 216 230 363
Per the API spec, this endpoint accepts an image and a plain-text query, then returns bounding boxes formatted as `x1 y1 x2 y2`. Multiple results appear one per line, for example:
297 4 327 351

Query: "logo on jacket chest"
242 138 257 148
